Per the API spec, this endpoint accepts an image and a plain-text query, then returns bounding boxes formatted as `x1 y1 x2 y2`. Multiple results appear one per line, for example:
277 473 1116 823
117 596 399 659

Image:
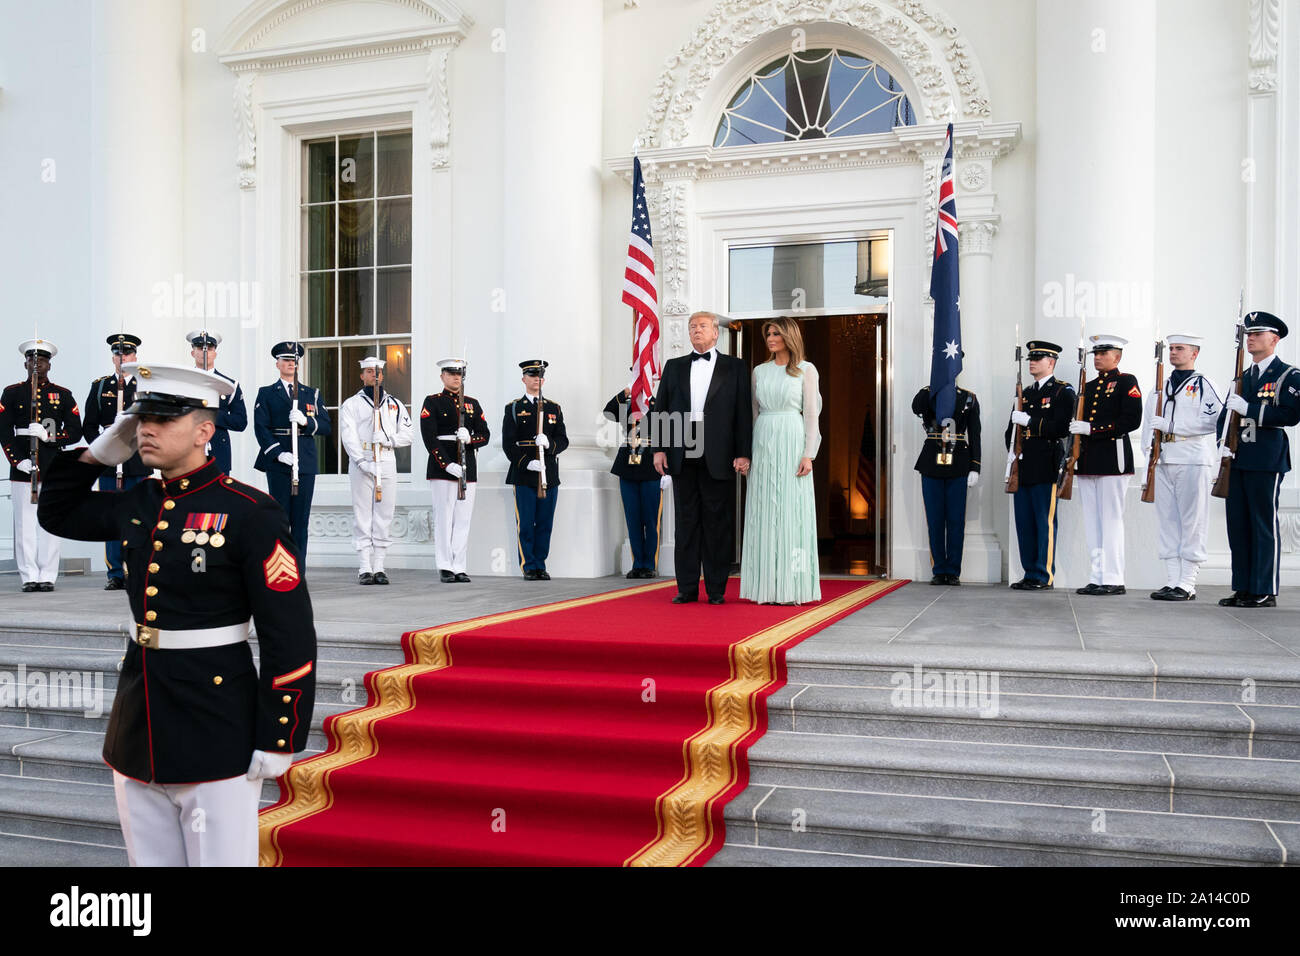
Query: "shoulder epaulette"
93 375 108 384
1055 378 1070 385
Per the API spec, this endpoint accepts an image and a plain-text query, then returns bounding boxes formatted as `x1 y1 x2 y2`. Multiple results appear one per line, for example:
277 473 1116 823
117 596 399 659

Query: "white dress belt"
134 621 249 650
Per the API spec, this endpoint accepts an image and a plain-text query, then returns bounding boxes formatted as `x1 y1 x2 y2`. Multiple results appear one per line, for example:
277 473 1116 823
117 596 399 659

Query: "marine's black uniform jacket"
38 453 317 784
84 374 149 477
0 380 83 482
420 390 491 481
1076 368 1143 476
1003 376 1076 486
911 386 981 478
1217 357 1300 473
502 395 568 489
603 391 660 482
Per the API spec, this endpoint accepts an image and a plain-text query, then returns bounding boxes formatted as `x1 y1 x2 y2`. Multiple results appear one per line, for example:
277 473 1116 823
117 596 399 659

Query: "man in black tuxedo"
653 311 752 605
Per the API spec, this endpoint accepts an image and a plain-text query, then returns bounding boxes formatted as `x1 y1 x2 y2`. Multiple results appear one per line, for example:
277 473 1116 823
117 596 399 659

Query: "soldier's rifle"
1058 335 1087 501
28 360 39 504
290 344 300 498
1212 297 1246 499
1006 340 1024 494
456 368 468 502
1141 339 1165 504
535 376 548 500
372 374 383 503
115 365 125 491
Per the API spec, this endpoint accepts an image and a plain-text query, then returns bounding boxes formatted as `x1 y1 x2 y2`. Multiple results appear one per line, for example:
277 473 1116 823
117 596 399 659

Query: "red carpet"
260 576 906 866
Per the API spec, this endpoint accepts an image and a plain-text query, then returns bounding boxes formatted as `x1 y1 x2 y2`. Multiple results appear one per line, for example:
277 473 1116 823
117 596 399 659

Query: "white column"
1033 0 1158 588
473 0 621 577
90 0 184 347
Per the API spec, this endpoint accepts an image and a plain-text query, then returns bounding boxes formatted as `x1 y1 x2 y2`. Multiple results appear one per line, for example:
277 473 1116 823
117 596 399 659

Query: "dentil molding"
638 0 993 150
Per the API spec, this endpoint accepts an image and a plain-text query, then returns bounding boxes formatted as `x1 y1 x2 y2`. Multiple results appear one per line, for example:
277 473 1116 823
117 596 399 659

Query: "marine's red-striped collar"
159 458 221 497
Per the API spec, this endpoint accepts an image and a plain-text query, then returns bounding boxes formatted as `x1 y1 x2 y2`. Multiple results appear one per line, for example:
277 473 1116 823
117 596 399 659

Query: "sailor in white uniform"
1141 333 1223 600
339 357 413 585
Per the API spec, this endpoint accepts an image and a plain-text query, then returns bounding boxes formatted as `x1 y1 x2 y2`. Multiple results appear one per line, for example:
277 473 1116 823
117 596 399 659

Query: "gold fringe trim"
259 580 676 866
624 580 902 867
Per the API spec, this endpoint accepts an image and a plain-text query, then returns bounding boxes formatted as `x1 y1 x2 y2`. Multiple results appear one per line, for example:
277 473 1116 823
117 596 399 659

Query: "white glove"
966 472 979 488
88 414 138 467
1220 446 1234 460
660 475 672 490
288 407 308 427
277 452 297 467
1226 393 1250 416
1149 414 1170 433
456 427 471 444
527 459 544 472
246 749 294 781
16 423 49 442
354 459 375 477
1068 420 1091 436
1006 449 1018 467
535 432 550 450
16 459 34 475
446 462 464 479
1010 410 1030 426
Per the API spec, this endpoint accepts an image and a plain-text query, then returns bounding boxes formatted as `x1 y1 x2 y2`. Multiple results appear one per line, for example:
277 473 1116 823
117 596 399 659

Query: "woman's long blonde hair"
762 318 805 377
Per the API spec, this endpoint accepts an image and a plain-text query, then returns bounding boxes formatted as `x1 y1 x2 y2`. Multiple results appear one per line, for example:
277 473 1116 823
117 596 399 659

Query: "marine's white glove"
88 414 138 466
1149 414 1171 433
967 472 979 488
16 459 34 475
16 423 49 442
1220 446 1234 459
288 407 308 427
246 750 293 781
1010 410 1030 426
535 433 550 450
527 459 544 472
1226 393 1250 416
446 462 464 479
277 452 297 467
456 427 471 444
660 475 672 490
1068 420 1091 436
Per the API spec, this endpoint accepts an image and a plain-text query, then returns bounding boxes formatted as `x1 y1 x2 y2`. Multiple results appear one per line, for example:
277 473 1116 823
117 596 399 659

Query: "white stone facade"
1 0 1297 586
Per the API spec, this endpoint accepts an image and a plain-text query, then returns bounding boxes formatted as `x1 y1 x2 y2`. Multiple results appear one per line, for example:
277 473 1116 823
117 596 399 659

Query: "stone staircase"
708 643 1300 866
0 618 403 865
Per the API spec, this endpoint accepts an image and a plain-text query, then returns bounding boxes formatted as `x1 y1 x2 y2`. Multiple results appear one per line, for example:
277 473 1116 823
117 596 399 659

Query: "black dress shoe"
1094 585 1126 595
930 576 946 585
537 570 551 580
1149 586 1173 600
38 582 53 592
454 573 470 583
1011 578 1050 590
1076 583 1103 595
708 596 725 605
626 569 640 579
946 575 961 586
104 577 125 591
1153 586 1193 601
358 572 376 586
1236 593 1277 608
440 570 457 583
21 582 39 593
373 571 390 586
671 593 697 604
524 569 541 581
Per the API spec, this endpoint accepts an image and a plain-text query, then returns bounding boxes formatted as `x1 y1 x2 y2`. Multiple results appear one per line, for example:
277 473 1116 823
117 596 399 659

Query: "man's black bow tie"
691 351 712 362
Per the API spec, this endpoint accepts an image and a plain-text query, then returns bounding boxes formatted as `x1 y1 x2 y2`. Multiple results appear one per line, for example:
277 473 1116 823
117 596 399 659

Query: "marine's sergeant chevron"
38 363 316 867
1217 310 1300 608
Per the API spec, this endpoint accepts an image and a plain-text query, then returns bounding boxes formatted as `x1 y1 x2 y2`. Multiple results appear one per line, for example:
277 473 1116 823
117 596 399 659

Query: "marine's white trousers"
113 770 261 867
1077 475 1129 586
12 482 59 584
431 479 475 574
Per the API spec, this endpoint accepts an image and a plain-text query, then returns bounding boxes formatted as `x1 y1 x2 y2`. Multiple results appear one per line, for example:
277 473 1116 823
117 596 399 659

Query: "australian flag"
929 123 961 424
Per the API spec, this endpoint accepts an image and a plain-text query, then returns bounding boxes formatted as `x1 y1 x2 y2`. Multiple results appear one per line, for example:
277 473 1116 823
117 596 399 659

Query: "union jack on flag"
622 155 660 418
928 123 962 424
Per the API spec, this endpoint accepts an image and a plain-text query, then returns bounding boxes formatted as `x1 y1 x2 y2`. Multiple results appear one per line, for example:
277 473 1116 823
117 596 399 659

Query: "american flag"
622 155 660 418
928 123 961 424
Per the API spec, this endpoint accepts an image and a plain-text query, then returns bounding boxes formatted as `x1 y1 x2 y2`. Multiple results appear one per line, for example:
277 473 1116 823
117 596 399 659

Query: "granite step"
705 843 978 866
723 785 1299 866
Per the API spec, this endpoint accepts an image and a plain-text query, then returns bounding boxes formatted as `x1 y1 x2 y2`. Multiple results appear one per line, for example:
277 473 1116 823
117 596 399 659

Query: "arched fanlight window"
714 48 916 148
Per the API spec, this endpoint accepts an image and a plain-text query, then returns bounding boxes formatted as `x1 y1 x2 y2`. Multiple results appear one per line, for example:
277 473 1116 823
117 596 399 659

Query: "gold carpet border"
624 579 904 867
259 579 677 866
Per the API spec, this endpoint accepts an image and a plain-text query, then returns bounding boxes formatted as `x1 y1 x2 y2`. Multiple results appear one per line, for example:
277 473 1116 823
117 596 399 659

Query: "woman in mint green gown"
740 318 822 604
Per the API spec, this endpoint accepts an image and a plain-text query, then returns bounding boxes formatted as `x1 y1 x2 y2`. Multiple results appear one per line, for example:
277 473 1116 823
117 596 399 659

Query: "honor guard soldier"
85 334 150 590
1068 334 1143 595
1141 334 1224 600
911 382 981 585
604 383 666 578
254 342 331 560
38 364 316 867
421 358 490 583
0 339 83 592
1005 340 1074 589
187 330 247 475
503 360 568 580
340 357 413 585
1217 311 1300 607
